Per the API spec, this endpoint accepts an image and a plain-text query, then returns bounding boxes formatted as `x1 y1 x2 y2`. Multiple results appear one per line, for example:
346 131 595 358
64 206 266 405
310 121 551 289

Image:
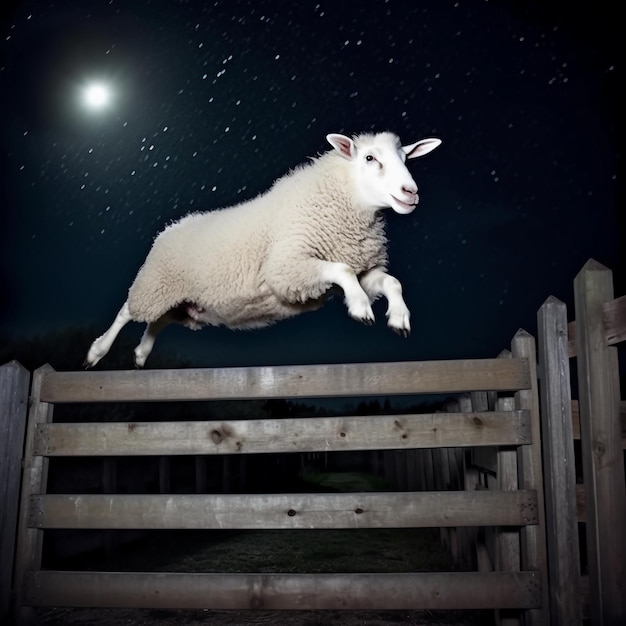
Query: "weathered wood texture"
495 397 521 575
34 410 531 456
0 362 30 623
10 355 547 622
567 293 626 357
38 358 531 403
28 490 539 530
511 330 549 626
24 571 542 611
12 366 54 626
571 400 626 445
537 297 582 626
574 259 626 626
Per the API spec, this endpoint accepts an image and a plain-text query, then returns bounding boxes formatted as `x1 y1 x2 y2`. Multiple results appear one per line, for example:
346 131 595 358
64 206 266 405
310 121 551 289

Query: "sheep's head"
326 131 441 214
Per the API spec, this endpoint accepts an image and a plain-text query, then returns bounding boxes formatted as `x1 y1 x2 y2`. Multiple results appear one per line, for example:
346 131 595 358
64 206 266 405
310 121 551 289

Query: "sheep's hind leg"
84 301 133 368
359 267 411 337
134 313 172 368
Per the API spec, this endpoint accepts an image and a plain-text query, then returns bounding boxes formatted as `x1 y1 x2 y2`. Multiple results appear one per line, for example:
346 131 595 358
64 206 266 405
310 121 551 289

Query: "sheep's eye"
365 154 375 163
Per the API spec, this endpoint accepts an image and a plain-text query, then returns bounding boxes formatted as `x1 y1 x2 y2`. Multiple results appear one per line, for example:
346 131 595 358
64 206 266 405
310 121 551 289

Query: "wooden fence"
558 260 625 624
1 258 624 625
372 259 626 626
6 351 548 625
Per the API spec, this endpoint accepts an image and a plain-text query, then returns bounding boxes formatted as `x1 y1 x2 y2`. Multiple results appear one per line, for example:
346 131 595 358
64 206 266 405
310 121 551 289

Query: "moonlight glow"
82 82 112 110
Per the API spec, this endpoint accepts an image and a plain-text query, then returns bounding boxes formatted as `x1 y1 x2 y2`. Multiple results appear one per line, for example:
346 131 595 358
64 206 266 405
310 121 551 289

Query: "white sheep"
85 131 442 368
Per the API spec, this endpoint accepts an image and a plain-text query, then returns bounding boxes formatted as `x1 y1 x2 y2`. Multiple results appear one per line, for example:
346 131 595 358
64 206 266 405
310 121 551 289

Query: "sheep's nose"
402 184 417 197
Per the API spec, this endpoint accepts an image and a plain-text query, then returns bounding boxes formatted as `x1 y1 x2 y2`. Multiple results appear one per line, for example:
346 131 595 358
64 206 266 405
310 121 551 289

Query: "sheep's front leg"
320 262 375 325
359 266 410 336
84 301 133 368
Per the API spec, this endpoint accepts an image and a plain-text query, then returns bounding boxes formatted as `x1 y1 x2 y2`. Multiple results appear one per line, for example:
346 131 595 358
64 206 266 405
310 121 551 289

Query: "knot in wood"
210 429 224 444
594 440 606 458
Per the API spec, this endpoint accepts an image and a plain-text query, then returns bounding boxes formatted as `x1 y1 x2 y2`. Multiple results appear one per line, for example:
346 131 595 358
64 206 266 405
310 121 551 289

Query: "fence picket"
537 296 582 626
574 260 626 626
0 362 30 623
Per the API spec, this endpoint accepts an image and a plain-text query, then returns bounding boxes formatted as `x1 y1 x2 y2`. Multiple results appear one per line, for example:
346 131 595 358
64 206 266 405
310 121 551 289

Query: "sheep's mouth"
390 195 418 214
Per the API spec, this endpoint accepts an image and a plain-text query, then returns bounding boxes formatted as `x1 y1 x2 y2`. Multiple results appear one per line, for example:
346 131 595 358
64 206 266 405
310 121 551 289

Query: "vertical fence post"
495 395 522 626
537 296 582 625
0 361 30 624
511 329 549 626
13 365 55 625
574 259 626 626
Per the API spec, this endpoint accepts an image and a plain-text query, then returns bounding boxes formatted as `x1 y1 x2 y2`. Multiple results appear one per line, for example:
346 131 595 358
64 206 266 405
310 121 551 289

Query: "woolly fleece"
127 144 389 329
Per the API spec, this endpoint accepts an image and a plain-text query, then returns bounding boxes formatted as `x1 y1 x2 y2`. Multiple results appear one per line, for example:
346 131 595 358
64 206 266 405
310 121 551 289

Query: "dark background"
1 0 622 370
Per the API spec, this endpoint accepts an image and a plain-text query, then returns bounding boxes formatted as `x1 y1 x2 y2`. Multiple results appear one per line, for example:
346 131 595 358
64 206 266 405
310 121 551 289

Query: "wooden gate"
11 330 549 625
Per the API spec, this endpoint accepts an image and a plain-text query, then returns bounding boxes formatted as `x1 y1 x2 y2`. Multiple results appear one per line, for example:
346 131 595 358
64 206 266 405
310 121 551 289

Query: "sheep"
84 131 442 368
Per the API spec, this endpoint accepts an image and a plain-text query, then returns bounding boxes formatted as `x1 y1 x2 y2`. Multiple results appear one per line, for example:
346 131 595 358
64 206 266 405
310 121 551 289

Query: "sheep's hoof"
83 351 100 368
393 327 410 338
347 300 375 326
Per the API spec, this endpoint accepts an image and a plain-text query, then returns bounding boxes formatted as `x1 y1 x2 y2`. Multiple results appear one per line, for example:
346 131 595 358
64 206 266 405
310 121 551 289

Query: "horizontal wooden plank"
34 411 531 456
602 294 626 346
28 490 539 530
24 570 542 610
38 359 532 403
567 294 626 357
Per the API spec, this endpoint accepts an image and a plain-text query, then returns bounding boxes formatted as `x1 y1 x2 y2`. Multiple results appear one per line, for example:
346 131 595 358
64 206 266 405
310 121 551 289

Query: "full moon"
82 82 112 110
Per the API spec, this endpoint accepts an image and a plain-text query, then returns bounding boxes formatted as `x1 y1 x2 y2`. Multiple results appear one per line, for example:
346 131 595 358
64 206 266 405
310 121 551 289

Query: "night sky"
0 0 622 370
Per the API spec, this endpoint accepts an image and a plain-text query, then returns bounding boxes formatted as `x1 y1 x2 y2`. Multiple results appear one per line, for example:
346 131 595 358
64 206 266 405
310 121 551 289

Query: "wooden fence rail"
34 411 531 456
24 571 541 612
37 358 531 403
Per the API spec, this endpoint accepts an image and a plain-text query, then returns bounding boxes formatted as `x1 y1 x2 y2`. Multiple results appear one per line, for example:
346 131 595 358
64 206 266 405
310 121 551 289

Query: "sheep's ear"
326 133 355 159
403 137 442 159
